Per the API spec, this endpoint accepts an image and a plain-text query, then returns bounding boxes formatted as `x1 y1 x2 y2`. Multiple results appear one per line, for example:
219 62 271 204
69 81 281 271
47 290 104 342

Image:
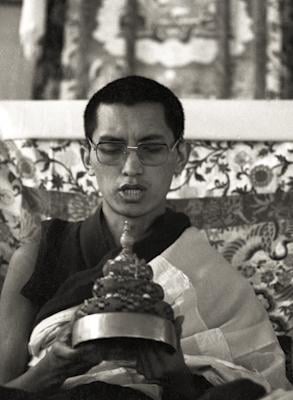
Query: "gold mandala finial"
120 220 135 254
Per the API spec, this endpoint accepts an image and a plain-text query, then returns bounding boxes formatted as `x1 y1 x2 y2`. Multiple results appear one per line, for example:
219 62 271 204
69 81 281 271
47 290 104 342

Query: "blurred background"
1 0 293 101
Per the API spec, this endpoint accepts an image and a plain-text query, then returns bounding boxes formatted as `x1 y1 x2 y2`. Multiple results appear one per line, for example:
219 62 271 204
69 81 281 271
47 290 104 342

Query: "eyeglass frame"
87 136 183 166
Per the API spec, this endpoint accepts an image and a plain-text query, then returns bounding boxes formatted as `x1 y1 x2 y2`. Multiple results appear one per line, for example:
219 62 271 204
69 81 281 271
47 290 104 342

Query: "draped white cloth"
262 389 293 400
28 227 291 398
1 100 293 140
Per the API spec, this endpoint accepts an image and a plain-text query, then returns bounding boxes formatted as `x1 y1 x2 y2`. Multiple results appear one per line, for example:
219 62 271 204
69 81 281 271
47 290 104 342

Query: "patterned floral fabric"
1 139 293 336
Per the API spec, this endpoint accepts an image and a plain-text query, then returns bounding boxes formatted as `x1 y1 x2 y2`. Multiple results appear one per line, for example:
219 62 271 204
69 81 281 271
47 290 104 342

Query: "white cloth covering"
28 227 291 398
262 389 293 400
1 100 293 140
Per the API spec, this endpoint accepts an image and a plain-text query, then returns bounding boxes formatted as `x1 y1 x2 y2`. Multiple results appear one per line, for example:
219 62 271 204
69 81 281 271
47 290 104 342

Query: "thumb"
56 323 73 346
175 315 184 335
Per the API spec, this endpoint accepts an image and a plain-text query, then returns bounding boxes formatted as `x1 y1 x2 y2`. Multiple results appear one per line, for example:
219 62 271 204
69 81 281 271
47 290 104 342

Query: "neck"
101 203 167 246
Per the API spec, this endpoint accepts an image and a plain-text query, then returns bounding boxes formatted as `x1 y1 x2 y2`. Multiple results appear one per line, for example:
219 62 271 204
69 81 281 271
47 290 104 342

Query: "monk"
0 76 290 399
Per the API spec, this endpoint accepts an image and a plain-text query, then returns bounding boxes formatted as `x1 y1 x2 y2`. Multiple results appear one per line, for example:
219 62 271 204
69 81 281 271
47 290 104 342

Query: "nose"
121 148 143 176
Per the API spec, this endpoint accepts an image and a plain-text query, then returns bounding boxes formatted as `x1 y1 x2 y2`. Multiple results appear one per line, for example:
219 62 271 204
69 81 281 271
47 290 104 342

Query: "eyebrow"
139 134 166 142
98 135 124 142
98 134 167 143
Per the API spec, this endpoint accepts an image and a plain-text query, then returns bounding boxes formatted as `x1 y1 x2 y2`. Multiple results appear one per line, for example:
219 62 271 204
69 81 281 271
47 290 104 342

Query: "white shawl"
28 227 291 398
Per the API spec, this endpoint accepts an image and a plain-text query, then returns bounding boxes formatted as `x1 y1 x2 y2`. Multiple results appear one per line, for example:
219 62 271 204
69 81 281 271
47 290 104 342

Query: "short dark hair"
83 75 185 141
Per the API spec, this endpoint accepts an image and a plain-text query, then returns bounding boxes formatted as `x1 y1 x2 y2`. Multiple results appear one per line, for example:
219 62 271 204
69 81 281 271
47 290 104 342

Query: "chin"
114 202 162 219
117 205 149 219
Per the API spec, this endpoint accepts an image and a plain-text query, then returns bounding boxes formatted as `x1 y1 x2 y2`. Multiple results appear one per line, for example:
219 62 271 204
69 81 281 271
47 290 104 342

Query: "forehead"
93 102 173 141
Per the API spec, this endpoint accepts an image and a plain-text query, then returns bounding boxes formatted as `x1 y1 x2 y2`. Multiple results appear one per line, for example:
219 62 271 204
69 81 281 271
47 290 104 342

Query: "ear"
81 143 95 176
174 140 190 176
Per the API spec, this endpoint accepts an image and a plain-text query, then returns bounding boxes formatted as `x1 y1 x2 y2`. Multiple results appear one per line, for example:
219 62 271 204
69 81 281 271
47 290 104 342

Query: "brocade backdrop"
1 138 293 337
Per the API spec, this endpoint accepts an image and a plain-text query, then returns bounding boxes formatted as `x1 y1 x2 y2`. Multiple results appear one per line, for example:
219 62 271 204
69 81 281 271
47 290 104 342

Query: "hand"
43 325 103 379
136 316 187 380
136 316 196 399
7 324 104 393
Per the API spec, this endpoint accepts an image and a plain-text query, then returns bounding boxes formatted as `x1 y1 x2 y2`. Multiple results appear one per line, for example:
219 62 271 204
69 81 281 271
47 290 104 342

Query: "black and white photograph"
0 1 293 399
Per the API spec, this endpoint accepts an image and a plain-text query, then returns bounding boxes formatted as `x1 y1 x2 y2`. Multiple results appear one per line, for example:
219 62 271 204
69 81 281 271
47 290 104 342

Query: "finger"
174 315 184 348
175 315 184 340
175 315 184 333
56 324 73 345
137 343 157 380
51 341 82 363
57 359 94 380
138 342 165 381
77 342 104 364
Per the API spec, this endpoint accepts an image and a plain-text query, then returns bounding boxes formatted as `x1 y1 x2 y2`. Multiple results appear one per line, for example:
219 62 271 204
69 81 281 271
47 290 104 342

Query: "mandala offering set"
72 221 177 359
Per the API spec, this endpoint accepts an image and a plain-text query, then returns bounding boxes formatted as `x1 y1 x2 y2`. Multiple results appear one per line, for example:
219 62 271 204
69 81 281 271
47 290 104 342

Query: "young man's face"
84 102 187 223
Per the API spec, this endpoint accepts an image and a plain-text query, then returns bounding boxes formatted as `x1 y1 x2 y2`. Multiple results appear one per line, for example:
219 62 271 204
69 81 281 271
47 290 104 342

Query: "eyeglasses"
88 138 182 166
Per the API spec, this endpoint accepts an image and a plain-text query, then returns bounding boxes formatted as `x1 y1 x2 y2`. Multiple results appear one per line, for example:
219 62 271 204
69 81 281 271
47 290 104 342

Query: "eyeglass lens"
96 142 169 166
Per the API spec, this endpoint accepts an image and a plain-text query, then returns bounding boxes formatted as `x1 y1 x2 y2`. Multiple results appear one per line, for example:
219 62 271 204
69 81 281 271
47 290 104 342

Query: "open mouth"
118 185 145 201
